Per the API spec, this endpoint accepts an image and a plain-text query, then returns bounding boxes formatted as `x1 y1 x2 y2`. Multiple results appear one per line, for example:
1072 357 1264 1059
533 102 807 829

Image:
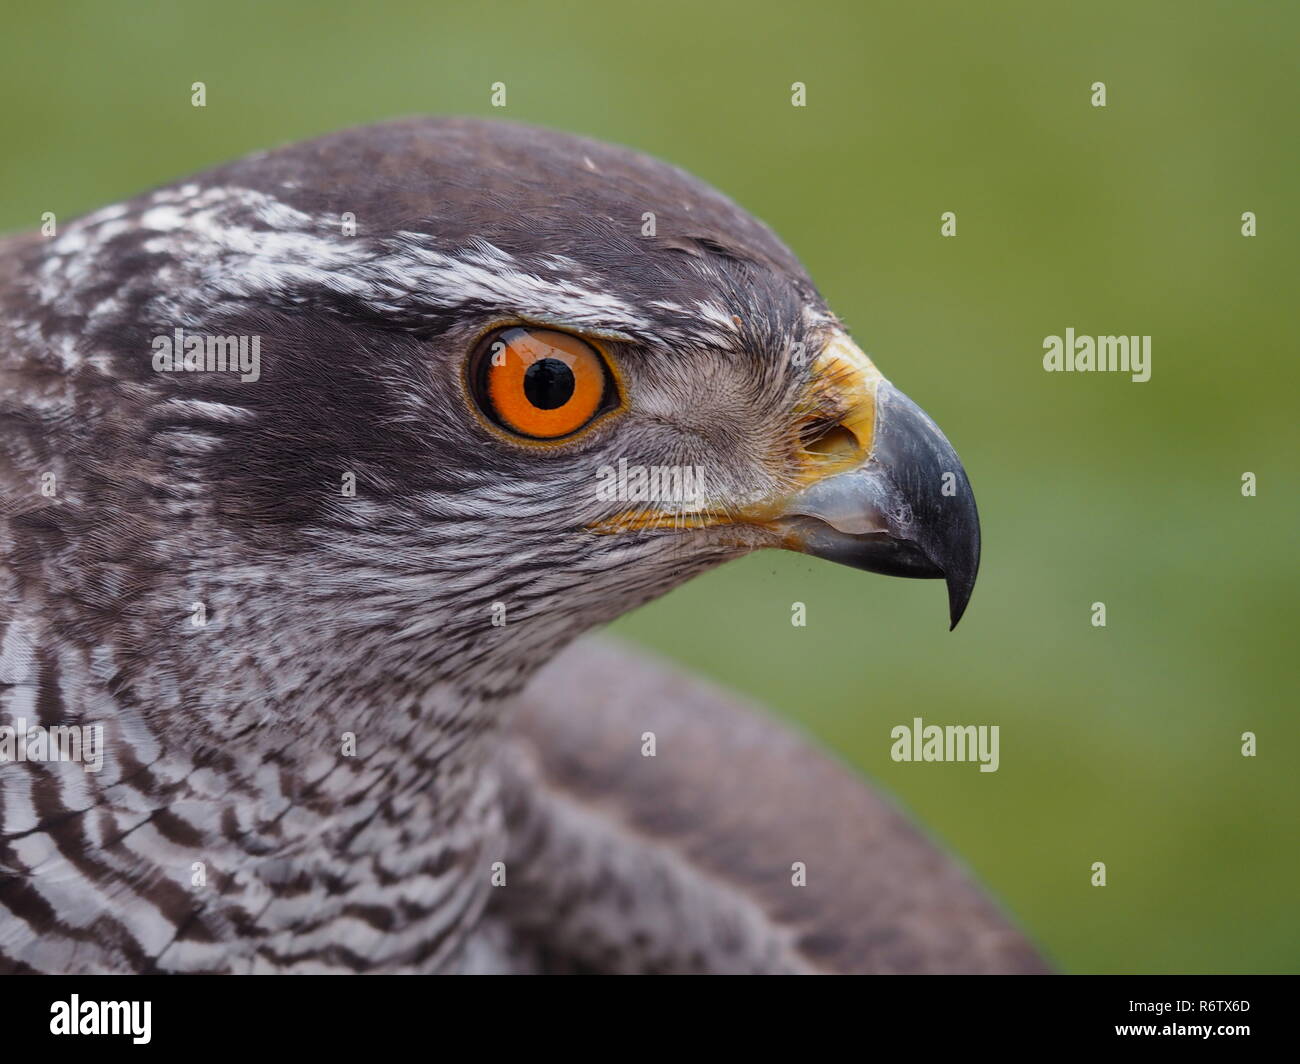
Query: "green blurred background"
2 0 1295 973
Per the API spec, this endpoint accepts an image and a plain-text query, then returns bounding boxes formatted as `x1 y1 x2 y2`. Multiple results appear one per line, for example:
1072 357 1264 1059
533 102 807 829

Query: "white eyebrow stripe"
31 184 748 360
693 300 739 332
382 240 652 330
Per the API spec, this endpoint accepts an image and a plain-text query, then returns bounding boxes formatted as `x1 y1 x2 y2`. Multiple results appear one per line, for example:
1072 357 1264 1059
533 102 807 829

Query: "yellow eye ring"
469 326 617 441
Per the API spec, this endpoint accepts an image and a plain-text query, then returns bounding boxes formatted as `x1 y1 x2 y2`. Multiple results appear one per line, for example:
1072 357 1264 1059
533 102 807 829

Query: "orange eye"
471 326 615 440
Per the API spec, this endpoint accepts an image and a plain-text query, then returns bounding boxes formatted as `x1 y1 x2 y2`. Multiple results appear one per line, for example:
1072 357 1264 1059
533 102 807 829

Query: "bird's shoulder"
492 636 1048 974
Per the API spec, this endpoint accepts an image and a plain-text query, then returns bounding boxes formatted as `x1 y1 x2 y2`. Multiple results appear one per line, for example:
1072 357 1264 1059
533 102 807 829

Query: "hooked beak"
762 335 981 629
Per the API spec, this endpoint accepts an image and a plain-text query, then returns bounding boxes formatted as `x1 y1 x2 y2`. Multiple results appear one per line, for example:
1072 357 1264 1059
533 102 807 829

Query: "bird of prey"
0 117 1044 974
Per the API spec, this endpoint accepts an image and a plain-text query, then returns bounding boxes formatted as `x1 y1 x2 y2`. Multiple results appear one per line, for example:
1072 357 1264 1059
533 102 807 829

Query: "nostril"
802 423 860 461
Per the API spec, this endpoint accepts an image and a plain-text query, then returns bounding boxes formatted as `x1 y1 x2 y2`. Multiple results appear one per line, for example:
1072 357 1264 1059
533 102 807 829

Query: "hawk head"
16 117 978 708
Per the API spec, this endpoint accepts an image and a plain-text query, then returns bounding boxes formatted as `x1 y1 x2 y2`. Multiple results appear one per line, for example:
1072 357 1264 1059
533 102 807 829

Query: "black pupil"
523 358 576 409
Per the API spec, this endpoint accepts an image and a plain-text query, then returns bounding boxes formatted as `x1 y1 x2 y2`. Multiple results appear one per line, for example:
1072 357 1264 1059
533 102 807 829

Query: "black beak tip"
947 577 972 631
870 382 980 632
942 529 980 631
